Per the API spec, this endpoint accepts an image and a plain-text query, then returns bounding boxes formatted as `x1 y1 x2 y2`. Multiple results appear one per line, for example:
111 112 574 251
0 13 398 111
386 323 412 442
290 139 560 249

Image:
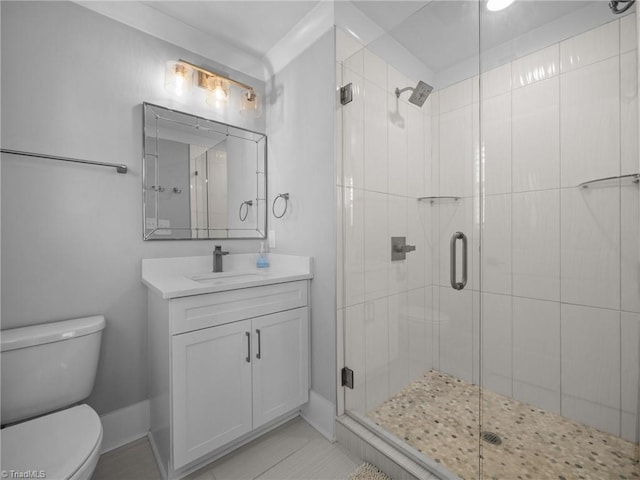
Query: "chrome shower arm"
395 86 415 98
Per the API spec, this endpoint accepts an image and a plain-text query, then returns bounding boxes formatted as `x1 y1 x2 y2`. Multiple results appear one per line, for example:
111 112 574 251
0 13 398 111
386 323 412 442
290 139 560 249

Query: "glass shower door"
478 2 640 478
338 2 483 478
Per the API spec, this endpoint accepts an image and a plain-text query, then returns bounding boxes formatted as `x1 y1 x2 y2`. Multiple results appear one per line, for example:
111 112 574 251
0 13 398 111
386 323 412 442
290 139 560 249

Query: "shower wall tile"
336 28 363 64
388 292 409 395
620 13 637 53
560 20 619 73
438 286 474 383
560 56 620 187
512 297 561 414
511 44 559 89
344 304 366 415
439 105 473 197
336 62 343 189
427 286 438 371
438 198 474 290
439 78 473 114
561 304 621 436
512 76 560 192
482 194 511 296
365 298 390 412
512 189 560 302
471 196 481 293
343 187 365 307
560 187 620 310
621 312 640 442
363 80 388 193
336 186 344 310
482 93 511 195
621 186 640 313
430 114 440 198
472 75 479 105
408 287 429 379
421 111 432 198
407 106 425 198
363 49 387 90
480 62 511 99
342 67 364 189
388 195 408 296
472 291 480 385
430 205 441 287
387 65 407 98
621 50 638 176
561 395 620 438
364 190 388 301
387 94 408 196
481 293 512 397
621 411 638 444
407 199 426 290
472 101 481 200
344 48 364 76
429 90 440 117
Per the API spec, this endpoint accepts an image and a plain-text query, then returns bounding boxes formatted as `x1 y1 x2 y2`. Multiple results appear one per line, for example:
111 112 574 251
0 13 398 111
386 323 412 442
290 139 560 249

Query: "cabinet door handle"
245 331 251 363
256 329 261 359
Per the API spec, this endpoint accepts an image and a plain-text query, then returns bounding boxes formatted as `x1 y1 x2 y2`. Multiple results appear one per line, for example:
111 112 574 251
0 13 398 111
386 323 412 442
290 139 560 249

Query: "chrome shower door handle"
450 231 468 291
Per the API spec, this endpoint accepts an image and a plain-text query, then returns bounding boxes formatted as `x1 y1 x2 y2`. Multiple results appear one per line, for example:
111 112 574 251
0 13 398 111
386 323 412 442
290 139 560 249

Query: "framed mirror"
143 103 266 240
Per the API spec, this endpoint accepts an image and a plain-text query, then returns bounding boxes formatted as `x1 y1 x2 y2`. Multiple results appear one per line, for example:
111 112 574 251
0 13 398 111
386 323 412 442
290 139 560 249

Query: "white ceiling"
355 1 610 73
141 1 320 57
83 0 620 82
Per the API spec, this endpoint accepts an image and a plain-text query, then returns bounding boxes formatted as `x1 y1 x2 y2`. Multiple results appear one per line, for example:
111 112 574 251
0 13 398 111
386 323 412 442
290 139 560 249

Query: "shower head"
395 80 433 107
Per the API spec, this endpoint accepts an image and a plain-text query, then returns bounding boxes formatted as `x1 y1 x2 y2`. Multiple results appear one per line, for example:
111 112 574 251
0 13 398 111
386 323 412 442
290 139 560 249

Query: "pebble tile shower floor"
368 371 639 480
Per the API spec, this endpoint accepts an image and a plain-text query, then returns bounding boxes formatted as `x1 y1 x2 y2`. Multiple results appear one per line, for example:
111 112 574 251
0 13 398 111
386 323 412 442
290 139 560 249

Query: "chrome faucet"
213 245 229 272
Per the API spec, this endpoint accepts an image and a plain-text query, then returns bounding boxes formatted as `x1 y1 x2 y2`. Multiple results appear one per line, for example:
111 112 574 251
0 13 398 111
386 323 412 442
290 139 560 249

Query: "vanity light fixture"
487 0 515 11
165 59 261 116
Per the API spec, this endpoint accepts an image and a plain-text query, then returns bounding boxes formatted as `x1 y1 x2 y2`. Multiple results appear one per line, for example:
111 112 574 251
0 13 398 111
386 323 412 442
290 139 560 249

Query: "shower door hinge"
340 83 353 105
341 366 354 389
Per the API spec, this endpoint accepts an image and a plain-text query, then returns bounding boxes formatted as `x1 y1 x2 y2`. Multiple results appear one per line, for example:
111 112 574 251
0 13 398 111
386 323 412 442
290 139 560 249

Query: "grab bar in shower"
450 231 468 291
1 148 128 174
578 173 639 189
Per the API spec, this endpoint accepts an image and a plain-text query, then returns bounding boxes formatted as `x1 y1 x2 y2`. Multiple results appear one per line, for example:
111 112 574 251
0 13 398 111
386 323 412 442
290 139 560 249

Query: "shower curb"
336 415 453 480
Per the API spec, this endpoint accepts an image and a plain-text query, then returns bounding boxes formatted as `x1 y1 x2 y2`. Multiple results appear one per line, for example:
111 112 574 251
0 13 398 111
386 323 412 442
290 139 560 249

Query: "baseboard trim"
100 400 150 453
301 390 336 441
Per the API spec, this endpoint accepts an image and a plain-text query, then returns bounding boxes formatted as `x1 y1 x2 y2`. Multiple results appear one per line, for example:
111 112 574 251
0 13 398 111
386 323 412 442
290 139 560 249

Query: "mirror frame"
142 102 267 241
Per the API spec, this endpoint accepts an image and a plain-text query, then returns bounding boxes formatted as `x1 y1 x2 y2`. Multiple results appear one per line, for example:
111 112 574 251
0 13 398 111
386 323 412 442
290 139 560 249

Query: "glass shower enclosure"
337 1 640 478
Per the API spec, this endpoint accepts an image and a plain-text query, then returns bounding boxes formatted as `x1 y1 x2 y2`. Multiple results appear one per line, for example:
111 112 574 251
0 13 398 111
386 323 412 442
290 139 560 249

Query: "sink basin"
187 271 262 284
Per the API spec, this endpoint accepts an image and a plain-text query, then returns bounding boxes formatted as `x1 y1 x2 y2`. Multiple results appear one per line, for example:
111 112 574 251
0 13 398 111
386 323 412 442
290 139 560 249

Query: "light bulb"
205 77 229 108
165 61 192 96
240 89 262 118
487 0 515 11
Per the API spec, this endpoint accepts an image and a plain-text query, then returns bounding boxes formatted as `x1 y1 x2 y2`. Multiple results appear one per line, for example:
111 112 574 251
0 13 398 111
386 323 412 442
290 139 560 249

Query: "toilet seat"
1 404 103 480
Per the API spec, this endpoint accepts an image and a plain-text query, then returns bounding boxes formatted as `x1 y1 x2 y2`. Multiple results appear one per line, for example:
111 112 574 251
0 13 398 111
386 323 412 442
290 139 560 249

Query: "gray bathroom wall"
266 30 337 405
0 1 266 415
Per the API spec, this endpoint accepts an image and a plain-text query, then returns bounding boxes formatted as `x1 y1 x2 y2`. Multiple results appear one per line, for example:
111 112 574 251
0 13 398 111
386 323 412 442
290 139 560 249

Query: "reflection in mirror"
143 103 266 240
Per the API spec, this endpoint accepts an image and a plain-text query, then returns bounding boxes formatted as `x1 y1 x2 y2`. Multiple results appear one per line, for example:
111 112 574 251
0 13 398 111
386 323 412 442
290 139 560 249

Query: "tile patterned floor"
368 371 640 480
93 416 362 480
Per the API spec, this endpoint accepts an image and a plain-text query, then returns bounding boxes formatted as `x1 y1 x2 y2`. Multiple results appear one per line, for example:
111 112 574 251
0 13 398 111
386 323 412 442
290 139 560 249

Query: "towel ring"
272 193 289 219
239 200 253 222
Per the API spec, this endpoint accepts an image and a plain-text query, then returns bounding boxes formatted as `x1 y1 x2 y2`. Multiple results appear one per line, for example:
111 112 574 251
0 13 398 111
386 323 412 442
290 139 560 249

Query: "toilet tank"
1 316 105 425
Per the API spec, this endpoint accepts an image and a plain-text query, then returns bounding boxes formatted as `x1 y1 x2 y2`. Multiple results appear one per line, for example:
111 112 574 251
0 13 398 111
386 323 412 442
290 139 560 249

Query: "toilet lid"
1 404 102 480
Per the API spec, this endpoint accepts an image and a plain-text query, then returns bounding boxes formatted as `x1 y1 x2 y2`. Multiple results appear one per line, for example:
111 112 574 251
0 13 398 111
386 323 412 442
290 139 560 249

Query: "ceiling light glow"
487 0 515 11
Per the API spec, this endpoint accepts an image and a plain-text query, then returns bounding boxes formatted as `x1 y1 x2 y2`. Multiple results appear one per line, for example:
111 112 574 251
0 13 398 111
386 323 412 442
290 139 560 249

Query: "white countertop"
141 254 313 299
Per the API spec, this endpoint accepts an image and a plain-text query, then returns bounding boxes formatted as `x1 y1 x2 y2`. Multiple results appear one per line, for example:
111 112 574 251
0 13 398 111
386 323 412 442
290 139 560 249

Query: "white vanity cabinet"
146 276 310 479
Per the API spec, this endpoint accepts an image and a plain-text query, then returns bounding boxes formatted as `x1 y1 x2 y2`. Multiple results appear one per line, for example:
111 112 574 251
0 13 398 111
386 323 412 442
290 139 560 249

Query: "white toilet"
0 316 106 480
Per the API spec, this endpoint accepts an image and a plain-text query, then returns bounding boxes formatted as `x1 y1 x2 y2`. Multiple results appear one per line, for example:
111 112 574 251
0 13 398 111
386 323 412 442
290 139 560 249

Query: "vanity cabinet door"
172 319 253 469
252 307 309 429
